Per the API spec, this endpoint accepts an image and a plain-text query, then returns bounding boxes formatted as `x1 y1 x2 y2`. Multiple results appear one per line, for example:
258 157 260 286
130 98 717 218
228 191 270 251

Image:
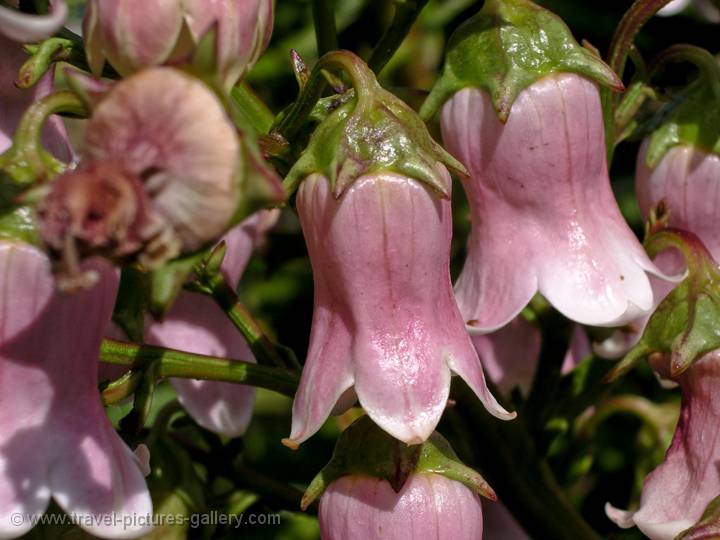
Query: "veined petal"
442 74 674 329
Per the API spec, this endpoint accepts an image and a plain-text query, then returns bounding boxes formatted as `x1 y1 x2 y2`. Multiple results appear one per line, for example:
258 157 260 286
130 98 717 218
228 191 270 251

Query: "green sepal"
18 37 84 89
300 415 495 510
285 79 465 199
420 0 622 122
605 228 720 382
646 83 720 167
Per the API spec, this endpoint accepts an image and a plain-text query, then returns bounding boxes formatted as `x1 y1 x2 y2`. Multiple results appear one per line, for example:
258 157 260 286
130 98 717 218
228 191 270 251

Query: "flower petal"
0 1 67 42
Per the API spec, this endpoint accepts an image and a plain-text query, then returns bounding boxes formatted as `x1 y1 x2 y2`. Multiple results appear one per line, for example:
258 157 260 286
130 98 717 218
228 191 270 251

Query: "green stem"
601 0 673 162
312 0 338 56
0 91 84 183
99 339 300 403
447 380 603 540
649 44 720 99
194 270 296 369
273 50 377 142
368 0 430 74
230 82 276 135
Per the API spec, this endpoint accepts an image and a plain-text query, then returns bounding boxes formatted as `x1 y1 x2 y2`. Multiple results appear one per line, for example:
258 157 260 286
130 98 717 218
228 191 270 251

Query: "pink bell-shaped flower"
287 171 514 447
84 0 273 89
145 210 279 438
606 351 720 539
319 473 484 540
441 73 671 331
0 242 152 539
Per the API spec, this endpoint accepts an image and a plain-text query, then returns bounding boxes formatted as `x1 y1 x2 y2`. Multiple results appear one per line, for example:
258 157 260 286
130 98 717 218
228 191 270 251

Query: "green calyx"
420 0 622 122
645 46 720 167
606 228 720 382
300 415 495 510
282 51 465 199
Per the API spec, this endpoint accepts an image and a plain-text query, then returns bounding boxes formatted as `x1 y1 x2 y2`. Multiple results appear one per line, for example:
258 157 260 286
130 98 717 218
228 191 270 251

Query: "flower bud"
37 67 282 288
303 416 491 540
84 0 273 89
320 474 484 540
0 241 151 538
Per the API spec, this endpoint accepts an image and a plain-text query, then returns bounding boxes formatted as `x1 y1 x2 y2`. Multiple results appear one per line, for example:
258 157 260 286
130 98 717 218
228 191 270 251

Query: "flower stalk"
99 339 299 405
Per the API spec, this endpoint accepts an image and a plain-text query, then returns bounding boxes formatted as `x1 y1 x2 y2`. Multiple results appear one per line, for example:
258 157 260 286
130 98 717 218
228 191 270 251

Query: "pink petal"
291 173 510 446
637 141 720 262
471 317 541 396
0 1 67 42
607 351 720 539
319 474 484 540
147 292 257 438
0 243 151 538
442 74 675 330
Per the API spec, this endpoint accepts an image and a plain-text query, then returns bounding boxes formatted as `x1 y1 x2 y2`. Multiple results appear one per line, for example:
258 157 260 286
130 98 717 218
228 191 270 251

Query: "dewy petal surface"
606 351 720 540
289 173 512 446
319 473 484 540
441 73 671 331
0 243 151 539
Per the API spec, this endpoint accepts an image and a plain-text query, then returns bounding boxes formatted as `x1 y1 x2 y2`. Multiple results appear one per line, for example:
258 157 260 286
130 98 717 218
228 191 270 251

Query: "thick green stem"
312 0 338 56
601 0 673 162
368 0 430 74
447 380 603 540
273 50 377 142
99 339 299 404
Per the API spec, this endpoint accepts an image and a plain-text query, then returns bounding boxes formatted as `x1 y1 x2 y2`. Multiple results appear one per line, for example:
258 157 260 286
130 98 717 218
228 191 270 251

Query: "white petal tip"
605 502 636 529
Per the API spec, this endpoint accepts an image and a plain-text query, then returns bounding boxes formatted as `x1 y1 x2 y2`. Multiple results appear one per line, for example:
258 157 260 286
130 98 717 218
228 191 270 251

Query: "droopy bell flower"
304 416 491 540
84 0 273 89
287 172 514 446
606 351 720 539
145 210 279 437
422 0 673 331
441 73 671 331
0 242 152 539
37 67 282 288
